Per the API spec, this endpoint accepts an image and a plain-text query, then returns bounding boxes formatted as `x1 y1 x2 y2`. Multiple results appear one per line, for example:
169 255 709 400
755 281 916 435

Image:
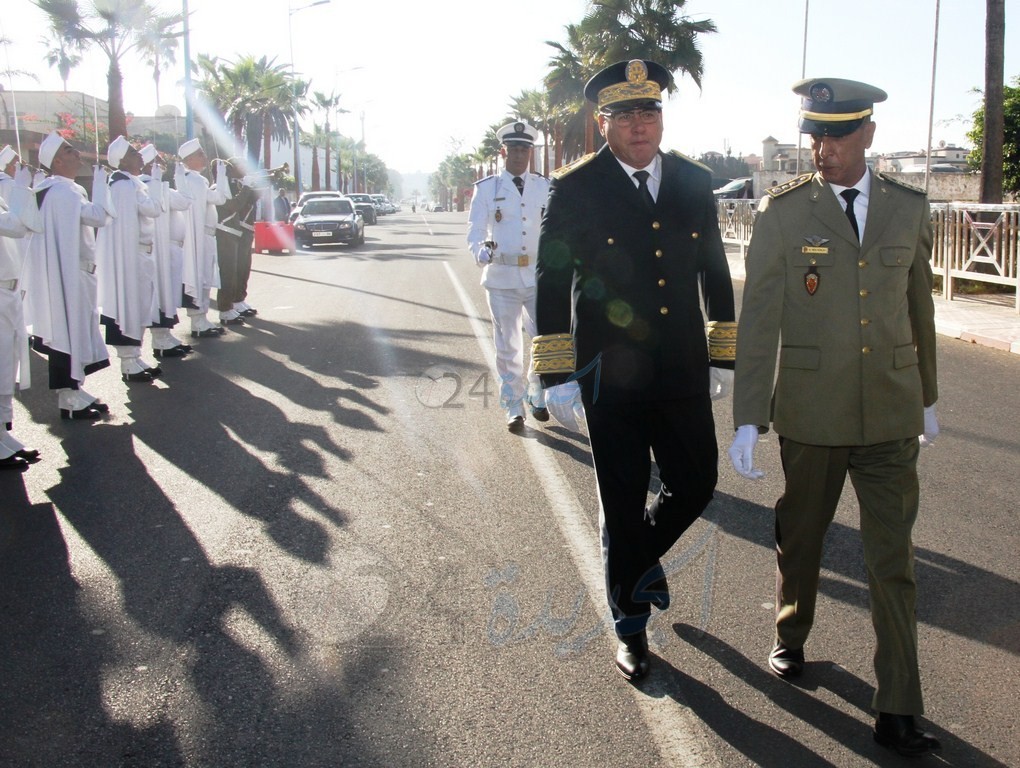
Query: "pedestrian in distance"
273 188 291 222
728 77 942 757
467 121 551 432
533 59 737 682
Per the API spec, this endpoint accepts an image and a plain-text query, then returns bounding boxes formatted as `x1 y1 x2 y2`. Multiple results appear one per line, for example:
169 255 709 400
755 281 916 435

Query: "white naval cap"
496 121 538 146
140 144 159 165
39 131 70 169
0 144 17 168
178 137 202 159
107 135 131 168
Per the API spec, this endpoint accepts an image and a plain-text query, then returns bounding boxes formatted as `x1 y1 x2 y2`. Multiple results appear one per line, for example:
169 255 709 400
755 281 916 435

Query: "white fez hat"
178 138 202 159
108 135 130 168
140 144 158 164
0 145 17 168
39 131 69 169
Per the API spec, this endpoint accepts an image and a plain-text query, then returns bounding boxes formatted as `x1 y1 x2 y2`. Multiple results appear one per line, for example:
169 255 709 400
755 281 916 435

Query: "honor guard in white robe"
140 144 193 358
177 138 231 337
0 146 32 269
466 121 550 432
96 136 163 383
0 162 43 469
23 131 116 419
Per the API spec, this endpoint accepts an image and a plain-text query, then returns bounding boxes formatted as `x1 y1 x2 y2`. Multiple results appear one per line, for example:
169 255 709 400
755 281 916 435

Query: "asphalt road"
2 209 1017 768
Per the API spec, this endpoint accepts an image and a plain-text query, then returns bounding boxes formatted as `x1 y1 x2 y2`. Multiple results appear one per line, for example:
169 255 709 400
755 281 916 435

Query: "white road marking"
442 261 716 768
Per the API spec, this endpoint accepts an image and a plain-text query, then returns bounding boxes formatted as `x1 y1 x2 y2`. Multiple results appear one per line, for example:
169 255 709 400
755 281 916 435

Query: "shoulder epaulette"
473 174 496 186
765 173 813 199
668 150 712 173
552 153 595 180
876 171 926 195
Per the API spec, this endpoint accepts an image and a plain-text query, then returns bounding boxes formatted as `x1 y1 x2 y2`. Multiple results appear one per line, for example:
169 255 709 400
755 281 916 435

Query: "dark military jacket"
733 171 938 445
536 145 735 404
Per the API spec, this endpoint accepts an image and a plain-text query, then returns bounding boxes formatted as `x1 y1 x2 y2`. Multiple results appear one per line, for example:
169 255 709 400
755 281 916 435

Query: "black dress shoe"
15 448 41 463
768 642 804 678
615 631 650 682
507 415 525 433
220 315 245 326
59 405 103 420
154 346 187 358
240 307 258 316
191 327 225 338
122 370 155 383
143 366 163 378
89 400 110 413
529 404 550 422
874 713 941 756
0 454 29 471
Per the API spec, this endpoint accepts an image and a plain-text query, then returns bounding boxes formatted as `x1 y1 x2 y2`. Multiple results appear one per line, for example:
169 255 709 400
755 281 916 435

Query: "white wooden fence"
717 200 1020 314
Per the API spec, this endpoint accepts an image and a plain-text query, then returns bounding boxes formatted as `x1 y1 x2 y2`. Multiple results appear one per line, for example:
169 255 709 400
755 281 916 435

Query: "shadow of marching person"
0 470 186 766
43 420 301 764
673 622 1010 768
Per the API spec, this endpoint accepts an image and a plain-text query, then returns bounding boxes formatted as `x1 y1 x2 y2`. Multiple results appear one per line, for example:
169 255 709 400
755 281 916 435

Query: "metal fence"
718 200 1020 314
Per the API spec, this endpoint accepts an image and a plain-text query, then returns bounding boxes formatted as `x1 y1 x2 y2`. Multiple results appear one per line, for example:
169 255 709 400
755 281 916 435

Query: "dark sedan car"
345 193 379 225
293 198 365 248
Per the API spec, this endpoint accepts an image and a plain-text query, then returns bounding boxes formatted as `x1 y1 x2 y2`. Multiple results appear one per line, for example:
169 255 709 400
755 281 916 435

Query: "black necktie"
840 188 860 241
633 170 655 210
512 176 524 195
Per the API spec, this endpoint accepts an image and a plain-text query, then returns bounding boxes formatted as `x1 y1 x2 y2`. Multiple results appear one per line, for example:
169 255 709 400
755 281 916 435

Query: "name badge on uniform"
802 235 830 255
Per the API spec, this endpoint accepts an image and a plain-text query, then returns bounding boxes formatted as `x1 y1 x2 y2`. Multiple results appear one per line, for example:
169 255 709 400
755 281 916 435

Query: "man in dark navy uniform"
533 59 737 682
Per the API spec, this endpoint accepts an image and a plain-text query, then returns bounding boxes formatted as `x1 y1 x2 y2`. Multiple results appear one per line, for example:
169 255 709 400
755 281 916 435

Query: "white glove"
545 381 585 432
709 367 734 400
173 161 188 192
13 164 32 188
91 165 116 218
475 246 492 266
729 424 765 480
214 159 231 199
146 177 166 211
919 404 939 447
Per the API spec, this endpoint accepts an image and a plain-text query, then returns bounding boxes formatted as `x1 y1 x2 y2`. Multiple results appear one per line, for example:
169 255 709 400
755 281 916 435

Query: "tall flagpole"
925 0 942 195
183 0 194 140
795 0 809 175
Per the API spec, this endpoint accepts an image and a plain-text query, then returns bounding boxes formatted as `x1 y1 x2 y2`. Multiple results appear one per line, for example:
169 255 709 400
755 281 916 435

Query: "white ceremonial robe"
23 176 110 384
1 187 38 396
96 172 161 341
180 169 230 312
144 175 192 318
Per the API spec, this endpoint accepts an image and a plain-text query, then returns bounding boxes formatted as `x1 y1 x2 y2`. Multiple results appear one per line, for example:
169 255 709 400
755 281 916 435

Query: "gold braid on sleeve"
706 321 737 364
531 333 576 375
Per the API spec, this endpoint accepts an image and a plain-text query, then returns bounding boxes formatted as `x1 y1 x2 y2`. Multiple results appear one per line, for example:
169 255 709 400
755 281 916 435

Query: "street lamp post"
287 0 330 194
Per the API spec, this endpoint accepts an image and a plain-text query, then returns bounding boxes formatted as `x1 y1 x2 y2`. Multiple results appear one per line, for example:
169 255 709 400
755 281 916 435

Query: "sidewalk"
725 246 1020 355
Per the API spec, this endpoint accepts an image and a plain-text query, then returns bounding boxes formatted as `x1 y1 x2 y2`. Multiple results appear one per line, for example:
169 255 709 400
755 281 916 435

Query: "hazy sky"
4 0 1018 174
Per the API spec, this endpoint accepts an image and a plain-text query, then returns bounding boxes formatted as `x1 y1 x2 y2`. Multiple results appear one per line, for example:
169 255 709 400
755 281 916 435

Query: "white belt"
139 243 153 254
81 260 97 274
0 278 17 291
240 221 255 232
217 223 243 237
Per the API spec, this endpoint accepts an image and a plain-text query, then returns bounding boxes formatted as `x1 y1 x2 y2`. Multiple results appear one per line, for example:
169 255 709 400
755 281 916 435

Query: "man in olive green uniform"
534 60 736 683
729 78 941 757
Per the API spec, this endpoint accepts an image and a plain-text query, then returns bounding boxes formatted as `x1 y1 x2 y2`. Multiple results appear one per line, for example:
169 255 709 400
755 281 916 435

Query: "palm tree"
34 0 184 139
304 122 329 190
545 23 601 160
474 122 503 178
41 29 83 91
312 90 348 189
136 14 181 108
509 89 558 176
981 0 1005 203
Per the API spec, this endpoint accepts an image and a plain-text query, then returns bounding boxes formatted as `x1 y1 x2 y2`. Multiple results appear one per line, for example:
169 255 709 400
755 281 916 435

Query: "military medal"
495 207 502 223
802 235 830 255
804 266 820 295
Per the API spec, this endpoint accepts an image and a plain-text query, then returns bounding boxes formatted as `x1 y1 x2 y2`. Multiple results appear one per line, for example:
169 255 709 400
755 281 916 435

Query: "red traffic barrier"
254 221 294 253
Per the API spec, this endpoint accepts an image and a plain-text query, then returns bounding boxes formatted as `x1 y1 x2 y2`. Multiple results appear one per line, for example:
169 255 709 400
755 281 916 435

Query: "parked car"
713 177 754 199
371 194 396 214
431 204 446 212
346 193 379 225
293 197 365 248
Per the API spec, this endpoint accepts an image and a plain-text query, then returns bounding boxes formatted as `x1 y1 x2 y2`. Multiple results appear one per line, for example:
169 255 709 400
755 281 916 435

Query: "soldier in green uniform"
729 78 941 757
534 59 736 682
